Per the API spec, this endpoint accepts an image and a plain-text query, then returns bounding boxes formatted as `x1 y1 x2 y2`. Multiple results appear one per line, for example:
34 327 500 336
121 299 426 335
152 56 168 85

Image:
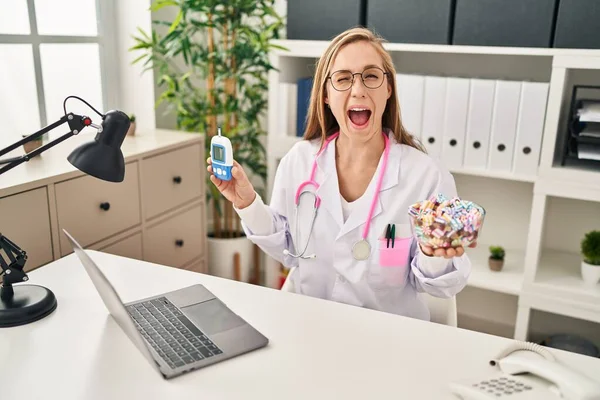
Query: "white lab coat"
235 130 471 321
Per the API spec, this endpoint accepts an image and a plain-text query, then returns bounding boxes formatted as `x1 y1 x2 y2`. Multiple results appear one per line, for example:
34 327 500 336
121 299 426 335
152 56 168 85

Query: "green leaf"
150 0 179 12
130 53 148 65
269 43 288 52
168 10 184 34
135 26 152 41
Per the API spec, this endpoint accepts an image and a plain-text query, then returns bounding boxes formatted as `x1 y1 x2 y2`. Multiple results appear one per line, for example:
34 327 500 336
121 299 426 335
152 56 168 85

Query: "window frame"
0 0 119 129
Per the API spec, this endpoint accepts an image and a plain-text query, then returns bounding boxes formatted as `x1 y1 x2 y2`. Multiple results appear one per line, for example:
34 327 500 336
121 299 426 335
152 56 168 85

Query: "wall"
150 5 181 130
114 0 156 132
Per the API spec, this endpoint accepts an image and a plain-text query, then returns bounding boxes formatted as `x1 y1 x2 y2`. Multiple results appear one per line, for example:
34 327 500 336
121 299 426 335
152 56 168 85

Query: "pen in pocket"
385 224 396 248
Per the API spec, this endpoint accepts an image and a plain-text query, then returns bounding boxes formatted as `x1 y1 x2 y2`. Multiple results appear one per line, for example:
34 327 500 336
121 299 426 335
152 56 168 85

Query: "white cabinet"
144 202 205 268
182 257 206 274
55 161 142 257
97 232 143 260
0 129 207 275
0 187 53 271
141 143 204 219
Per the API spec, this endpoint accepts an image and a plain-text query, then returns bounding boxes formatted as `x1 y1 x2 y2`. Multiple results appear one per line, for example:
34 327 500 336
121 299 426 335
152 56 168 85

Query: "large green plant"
130 0 285 238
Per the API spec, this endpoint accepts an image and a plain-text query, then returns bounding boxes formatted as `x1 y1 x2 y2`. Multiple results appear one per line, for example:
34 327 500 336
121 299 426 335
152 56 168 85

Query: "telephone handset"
450 341 600 400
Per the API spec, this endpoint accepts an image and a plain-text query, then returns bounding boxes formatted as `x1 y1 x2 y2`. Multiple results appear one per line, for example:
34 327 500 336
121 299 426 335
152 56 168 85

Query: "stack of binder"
396 74 550 176
296 77 313 138
561 85 600 167
277 73 552 177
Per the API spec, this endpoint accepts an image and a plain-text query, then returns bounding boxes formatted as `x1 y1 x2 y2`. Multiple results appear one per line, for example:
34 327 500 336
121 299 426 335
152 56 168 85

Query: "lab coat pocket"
374 237 411 287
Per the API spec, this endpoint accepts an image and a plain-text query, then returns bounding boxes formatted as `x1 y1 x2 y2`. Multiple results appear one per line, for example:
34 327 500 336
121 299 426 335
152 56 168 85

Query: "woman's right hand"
207 158 256 209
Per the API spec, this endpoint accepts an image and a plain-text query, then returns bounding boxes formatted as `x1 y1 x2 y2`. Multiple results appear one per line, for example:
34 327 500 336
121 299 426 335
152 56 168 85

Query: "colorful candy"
408 193 485 249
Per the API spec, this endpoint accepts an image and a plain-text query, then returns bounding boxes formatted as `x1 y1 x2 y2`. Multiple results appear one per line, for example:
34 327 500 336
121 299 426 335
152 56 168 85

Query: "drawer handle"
175 239 184 247
99 202 111 211
173 176 182 184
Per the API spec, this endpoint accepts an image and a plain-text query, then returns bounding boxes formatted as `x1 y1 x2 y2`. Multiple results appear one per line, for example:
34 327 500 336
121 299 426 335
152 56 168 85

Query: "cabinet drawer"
141 144 203 219
97 232 143 260
0 187 53 271
183 257 206 274
143 203 205 268
56 162 141 256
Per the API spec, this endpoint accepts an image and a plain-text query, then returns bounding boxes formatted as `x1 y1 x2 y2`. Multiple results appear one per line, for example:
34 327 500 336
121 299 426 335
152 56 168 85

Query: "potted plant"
488 246 505 271
127 114 136 136
130 0 284 284
22 134 43 155
581 230 600 286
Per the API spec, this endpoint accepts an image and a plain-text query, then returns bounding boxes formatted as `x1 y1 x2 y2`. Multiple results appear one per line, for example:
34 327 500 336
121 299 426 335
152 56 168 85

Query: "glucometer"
210 126 233 181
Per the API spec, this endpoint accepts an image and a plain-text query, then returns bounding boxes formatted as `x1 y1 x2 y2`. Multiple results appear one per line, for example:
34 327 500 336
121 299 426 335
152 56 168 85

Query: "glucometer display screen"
213 145 225 162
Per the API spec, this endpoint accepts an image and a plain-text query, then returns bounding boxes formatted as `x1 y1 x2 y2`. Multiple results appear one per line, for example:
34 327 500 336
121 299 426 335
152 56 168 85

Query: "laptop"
62 229 269 379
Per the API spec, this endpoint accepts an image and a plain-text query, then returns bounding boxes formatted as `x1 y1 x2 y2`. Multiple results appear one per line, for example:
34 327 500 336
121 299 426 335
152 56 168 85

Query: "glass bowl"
408 194 486 249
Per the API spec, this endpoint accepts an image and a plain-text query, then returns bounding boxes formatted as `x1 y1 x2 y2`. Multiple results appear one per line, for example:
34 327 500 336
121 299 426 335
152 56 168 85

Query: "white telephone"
450 341 600 400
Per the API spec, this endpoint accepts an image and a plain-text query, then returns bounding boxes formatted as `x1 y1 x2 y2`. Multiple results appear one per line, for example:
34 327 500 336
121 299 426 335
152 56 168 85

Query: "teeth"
350 107 369 112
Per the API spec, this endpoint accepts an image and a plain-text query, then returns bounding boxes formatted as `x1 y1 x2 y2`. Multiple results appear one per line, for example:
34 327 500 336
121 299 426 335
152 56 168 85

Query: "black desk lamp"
0 96 130 327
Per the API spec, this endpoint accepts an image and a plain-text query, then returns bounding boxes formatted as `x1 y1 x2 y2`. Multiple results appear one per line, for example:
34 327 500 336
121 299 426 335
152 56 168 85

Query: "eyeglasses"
327 66 389 91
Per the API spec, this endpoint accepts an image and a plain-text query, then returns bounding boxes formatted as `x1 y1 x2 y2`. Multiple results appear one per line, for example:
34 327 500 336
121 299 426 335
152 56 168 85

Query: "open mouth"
347 107 372 129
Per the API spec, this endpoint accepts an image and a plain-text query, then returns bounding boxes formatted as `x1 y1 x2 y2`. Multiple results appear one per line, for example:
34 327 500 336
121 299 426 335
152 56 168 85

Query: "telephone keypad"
473 377 533 397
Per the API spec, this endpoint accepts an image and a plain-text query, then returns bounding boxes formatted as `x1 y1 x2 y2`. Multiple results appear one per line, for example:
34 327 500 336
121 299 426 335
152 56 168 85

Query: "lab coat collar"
314 136 344 229
314 129 401 239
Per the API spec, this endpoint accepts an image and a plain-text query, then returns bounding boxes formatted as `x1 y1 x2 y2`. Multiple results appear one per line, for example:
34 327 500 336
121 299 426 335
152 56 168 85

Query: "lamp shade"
67 110 130 182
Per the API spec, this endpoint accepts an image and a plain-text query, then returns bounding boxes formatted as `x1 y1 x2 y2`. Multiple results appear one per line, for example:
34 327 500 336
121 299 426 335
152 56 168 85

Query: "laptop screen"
62 229 161 375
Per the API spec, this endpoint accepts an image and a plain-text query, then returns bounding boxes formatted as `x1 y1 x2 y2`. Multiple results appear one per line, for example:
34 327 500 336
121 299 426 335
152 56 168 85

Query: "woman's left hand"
420 241 477 259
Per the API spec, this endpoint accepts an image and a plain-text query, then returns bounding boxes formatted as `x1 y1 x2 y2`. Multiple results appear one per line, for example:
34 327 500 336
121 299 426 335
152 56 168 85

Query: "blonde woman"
207 27 474 320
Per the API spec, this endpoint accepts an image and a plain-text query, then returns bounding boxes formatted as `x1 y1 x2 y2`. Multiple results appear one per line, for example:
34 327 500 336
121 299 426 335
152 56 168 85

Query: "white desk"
3 251 600 399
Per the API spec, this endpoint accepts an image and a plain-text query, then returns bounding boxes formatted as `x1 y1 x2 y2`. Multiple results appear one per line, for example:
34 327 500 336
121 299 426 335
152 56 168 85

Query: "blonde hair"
303 27 425 152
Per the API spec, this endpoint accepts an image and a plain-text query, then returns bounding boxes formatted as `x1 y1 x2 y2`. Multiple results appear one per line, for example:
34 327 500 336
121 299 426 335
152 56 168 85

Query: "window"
0 0 116 145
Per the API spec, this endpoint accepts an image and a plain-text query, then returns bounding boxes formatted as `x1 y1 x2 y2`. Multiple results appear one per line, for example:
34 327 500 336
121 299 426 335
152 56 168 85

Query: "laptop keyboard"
126 297 223 369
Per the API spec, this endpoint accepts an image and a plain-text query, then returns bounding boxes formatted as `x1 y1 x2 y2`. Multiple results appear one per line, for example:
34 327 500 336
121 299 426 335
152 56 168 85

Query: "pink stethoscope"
283 131 391 261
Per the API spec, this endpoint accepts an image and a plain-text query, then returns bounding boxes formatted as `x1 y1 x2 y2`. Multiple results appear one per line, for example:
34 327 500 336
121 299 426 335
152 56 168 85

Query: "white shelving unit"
266 39 600 352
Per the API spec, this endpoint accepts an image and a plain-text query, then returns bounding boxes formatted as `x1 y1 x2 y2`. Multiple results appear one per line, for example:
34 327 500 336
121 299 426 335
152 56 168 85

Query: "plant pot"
207 234 254 282
581 261 600 286
127 121 136 136
488 257 504 271
23 139 43 155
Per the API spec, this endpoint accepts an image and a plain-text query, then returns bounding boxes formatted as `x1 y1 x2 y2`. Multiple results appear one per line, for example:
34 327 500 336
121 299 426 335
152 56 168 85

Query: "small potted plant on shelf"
127 114 136 136
488 246 505 271
581 230 600 286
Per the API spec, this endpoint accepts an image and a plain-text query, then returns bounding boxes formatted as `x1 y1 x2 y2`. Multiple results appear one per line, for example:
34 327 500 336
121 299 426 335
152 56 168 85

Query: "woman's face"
325 41 392 141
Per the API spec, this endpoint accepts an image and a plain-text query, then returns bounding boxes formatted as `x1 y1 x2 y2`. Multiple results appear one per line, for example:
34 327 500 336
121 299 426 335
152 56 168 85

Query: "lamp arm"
0 97 129 326
0 114 70 160
0 113 96 176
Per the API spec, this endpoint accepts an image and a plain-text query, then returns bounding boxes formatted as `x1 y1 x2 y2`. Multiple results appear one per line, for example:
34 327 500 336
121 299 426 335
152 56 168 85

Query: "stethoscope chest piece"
352 239 371 261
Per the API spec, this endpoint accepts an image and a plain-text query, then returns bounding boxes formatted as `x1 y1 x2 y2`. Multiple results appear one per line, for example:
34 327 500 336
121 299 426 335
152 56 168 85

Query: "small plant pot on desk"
126 114 136 136
127 121 136 136
22 135 43 156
